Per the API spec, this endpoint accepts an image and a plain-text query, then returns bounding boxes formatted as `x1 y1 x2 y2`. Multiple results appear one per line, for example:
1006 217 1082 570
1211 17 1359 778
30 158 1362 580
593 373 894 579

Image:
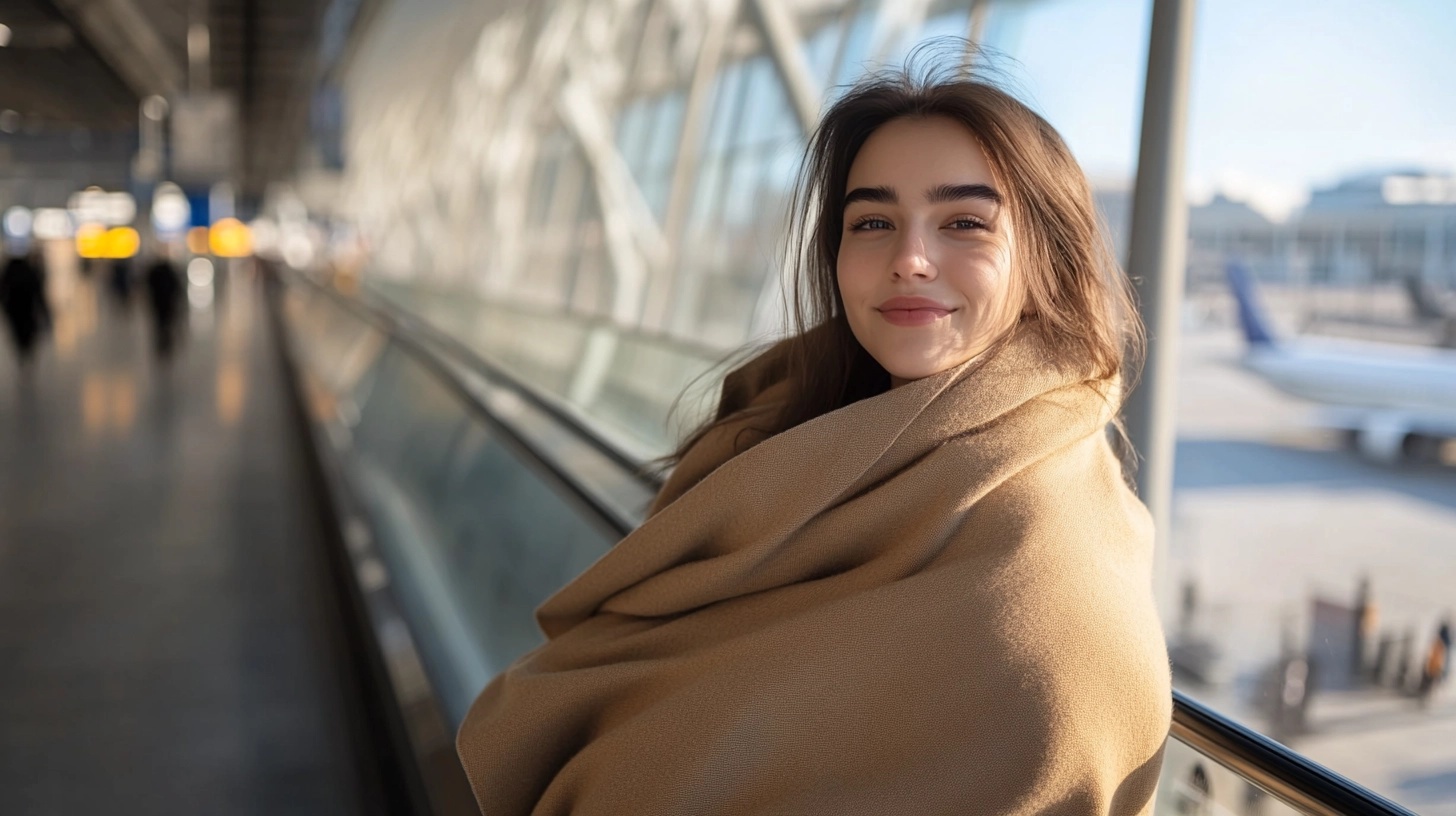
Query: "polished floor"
0 263 380 814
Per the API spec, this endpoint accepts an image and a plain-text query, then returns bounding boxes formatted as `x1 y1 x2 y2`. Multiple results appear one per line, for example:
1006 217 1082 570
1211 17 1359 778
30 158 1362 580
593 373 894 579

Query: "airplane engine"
1355 416 1409 464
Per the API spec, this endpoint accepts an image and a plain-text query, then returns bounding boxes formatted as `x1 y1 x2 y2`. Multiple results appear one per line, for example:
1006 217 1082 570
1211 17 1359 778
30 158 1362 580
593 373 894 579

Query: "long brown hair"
667 43 1144 468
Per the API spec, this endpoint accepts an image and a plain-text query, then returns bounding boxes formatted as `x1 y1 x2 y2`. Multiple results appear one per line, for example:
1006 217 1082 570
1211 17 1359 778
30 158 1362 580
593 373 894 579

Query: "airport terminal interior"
2 0 1455 813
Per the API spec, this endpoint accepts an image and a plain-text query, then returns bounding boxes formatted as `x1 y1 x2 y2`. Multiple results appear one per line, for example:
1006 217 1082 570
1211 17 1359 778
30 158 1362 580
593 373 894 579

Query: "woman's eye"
849 217 892 232
947 218 986 231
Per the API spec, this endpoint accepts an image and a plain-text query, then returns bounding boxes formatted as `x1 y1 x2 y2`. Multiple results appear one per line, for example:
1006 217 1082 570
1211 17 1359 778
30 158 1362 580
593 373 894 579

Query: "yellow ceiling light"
75 223 107 258
77 224 140 259
103 227 140 259
208 217 253 258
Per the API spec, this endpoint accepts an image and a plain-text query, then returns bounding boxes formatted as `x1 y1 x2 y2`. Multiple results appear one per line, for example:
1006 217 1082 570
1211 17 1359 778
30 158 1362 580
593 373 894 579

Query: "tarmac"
1168 299 1456 814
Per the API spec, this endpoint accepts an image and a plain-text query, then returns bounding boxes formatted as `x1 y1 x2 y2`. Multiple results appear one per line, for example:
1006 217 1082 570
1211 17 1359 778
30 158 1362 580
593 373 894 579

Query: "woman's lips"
876 297 954 327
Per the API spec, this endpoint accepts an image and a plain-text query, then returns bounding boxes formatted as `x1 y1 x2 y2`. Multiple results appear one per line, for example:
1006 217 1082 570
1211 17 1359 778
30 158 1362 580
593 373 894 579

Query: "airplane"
1224 261 1456 464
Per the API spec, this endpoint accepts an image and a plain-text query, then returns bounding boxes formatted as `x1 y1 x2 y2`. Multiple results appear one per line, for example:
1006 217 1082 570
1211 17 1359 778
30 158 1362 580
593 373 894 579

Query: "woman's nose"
890 233 937 281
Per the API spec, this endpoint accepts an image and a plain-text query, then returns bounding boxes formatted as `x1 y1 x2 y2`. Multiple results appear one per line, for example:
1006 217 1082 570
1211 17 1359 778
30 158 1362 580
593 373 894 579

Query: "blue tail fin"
1224 261 1277 347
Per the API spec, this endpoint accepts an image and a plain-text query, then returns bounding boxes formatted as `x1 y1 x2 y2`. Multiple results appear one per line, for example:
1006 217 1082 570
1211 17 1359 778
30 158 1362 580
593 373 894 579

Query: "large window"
337 3 1456 810
1167 4 1456 811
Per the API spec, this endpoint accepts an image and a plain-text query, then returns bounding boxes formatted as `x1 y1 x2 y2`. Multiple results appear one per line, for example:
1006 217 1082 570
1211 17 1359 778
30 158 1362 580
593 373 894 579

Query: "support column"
1121 0 1197 623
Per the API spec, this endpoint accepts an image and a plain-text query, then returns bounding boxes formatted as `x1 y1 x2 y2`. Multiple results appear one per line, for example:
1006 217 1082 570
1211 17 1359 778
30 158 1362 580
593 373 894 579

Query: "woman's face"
837 115 1022 386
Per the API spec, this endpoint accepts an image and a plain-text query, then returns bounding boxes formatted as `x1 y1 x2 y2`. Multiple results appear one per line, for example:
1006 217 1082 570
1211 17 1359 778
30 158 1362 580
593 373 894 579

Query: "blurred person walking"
108 257 134 310
0 248 52 367
1417 618 1451 707
144 250 185 359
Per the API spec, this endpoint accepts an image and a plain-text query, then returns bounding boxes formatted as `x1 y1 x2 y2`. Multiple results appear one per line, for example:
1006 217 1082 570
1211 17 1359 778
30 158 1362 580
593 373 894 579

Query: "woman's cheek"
836 252 875 306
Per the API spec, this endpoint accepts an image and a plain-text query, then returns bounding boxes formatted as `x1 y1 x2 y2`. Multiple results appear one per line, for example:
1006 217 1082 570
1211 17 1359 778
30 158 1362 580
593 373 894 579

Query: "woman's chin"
883 359 962 387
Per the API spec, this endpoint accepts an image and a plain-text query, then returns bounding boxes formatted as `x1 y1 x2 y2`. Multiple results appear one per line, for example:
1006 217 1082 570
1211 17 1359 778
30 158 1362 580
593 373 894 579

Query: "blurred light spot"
110 375 136 431
3 206 32 239
187 23 210 64
216 362 246 426
104 227 139 258
186 226 210 255
32 208 72 240
53 311 77 357
69 189 134 226
142 95 168 121
151 183 190 233
82 374 107 432
276 196 307 227
248 218 278 255
188 282 214 310
80 371 134 434
0 109 18 133
358 557 388 591
187 257 214 287
208 217 252 257
75 223 106 258
54 281 96 359
77 226 139 259
218 283 250 354
281 232 314 269
0 24 10 48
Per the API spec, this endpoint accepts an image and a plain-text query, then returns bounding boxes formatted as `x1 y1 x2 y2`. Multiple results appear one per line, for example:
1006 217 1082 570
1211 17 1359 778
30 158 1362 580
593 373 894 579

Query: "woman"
458 54 1172 815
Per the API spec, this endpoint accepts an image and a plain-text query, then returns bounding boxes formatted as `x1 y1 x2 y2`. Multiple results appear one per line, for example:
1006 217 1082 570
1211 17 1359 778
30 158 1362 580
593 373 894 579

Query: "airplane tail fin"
1224 261 1278 347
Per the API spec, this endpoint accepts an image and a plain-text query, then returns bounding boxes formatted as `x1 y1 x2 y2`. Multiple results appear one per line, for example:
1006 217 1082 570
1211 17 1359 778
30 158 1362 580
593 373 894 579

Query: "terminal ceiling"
0 0 335 197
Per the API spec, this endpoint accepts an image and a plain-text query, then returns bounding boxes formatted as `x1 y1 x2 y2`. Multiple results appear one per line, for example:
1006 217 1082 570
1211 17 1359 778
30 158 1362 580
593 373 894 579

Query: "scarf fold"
458 328 1171 815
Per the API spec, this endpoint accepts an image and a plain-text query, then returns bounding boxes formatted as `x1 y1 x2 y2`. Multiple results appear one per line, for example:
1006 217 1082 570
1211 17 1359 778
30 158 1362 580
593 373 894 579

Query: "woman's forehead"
846 116 996 192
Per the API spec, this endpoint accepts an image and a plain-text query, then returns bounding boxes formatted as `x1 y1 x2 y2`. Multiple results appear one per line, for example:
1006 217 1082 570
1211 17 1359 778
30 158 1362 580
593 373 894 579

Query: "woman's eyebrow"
843 186 897 207
926 183 1003 205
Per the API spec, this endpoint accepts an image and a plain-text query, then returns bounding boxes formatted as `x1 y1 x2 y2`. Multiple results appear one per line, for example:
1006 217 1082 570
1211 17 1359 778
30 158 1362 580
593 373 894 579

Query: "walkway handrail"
287 269 646 537
291 267 1420 816
1171 692 1417 816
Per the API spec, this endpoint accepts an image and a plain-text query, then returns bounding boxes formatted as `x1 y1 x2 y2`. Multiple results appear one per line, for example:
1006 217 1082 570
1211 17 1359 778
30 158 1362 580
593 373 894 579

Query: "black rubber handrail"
294 268 1419 816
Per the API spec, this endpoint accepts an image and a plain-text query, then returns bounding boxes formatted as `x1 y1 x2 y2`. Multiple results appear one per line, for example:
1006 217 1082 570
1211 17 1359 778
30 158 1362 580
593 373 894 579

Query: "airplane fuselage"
1243 344 1456 417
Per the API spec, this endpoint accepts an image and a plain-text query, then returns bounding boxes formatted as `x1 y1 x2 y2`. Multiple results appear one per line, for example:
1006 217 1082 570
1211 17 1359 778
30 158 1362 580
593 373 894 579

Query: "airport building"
1188 169 1456 291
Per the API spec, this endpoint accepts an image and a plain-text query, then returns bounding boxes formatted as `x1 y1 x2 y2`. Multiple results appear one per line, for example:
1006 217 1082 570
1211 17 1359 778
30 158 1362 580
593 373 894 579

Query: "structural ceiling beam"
558 64 670 324
747 0 820 134
51 0 184 98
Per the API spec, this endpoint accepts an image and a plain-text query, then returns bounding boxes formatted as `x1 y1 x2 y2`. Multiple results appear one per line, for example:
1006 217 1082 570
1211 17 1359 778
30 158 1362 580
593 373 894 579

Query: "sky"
979 0 1456 220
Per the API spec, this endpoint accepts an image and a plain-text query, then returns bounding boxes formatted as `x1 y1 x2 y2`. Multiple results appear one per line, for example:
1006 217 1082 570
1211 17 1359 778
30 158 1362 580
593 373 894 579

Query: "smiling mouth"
877 306 953 327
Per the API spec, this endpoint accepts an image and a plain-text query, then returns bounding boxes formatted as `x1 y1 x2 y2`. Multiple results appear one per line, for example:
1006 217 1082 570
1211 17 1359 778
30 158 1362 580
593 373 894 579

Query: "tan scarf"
457 327 1171 815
